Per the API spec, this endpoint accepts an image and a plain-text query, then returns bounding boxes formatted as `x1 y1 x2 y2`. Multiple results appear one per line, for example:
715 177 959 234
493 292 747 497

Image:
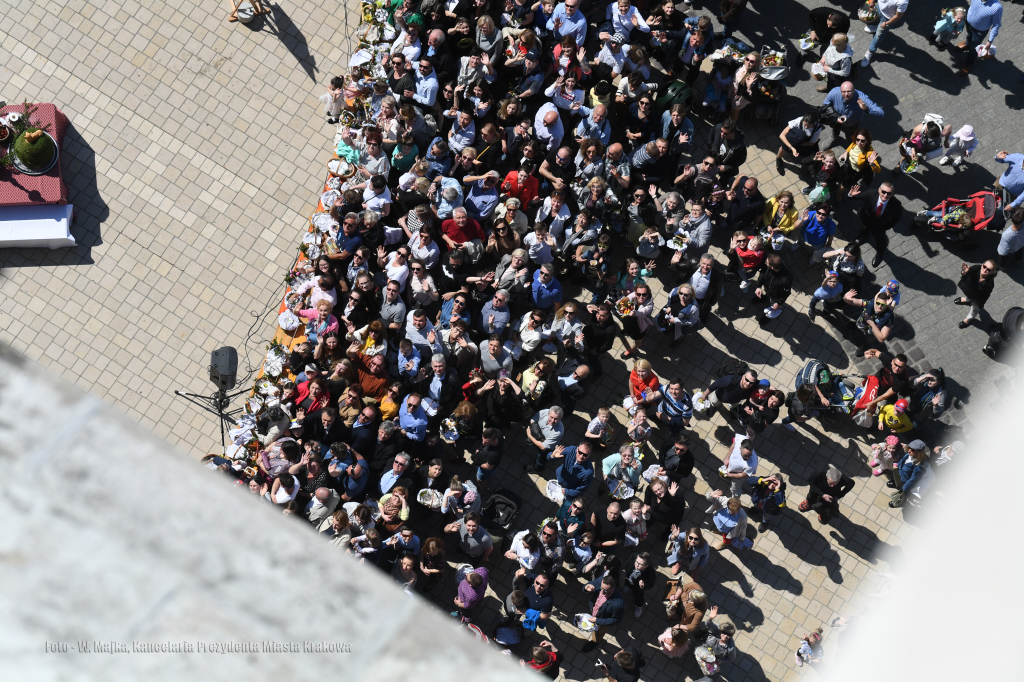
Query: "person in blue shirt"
546 0 587 47
479 290 511 336
821 82 883 146
398 393 429 443
532 263 563 312
994 150 1024 209
807 270 843 321
438 292 472 330
327 442 370 501
656 379 692 435
553 442 595 510
960 0 1002 74
795 203 837 264
462 173 501 222
576 105 612 147
884 440 930 507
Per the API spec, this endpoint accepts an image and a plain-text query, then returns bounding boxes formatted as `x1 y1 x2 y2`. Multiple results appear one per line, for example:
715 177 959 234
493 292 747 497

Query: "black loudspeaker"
209 346 238 392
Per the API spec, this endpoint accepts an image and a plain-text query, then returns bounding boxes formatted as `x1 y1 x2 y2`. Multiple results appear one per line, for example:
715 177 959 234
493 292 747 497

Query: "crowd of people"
202 0 1016 677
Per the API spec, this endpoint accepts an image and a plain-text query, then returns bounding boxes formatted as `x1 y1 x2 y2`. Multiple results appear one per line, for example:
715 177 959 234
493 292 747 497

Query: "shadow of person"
706 583 765 631
246 4 320 83
774 510 845 584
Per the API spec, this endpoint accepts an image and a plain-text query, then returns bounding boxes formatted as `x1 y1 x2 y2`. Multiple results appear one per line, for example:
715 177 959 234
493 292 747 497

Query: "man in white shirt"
721 434 758 497
391 28 422 63
861 0 909 67
534 103 564 153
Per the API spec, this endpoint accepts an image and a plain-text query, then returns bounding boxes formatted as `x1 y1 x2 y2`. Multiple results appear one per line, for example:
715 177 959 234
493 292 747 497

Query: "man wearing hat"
884 439 930 508
939 125 978 167
514 50 546 106
590 33 629 82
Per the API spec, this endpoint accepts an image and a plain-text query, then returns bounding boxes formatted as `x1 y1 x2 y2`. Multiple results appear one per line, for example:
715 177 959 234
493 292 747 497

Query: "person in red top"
733 233 766 291
629 359 663 412
346 347 390 400
520 640 559 678
295 376 331 416
501 164 540 209
440 207 485 252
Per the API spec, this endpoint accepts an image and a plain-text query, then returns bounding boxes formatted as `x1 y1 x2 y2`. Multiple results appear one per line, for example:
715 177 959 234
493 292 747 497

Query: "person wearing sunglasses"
852 180 903 268
955 259 1000 330
667 525 709 577
551 441 595 508
844 290 897 358
795 202 837 266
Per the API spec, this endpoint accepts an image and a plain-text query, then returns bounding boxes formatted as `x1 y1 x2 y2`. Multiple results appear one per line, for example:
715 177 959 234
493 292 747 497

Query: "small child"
702 60 736 114
391 132 420 175
939 125 978 168
794 627 823 667
626 406 651 445
636 227 666 259
585 407 615 448
364 79 390 117
352 528 382 565
931 8 966 49
581 234 614 303
620 498 650 544
869 435 901 476
807 270 844 321
319 76 346 124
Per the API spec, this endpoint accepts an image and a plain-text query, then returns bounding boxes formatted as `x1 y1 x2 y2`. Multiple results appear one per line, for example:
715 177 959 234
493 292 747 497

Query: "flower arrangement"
0 101 55 172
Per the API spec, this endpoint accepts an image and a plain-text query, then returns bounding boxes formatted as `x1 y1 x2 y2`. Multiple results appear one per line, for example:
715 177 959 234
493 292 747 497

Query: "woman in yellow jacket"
838 128 882 197
877 399 914 434
761 190 800 249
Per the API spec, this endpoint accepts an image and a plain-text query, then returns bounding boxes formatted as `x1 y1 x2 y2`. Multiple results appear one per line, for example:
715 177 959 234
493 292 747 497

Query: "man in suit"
307 487 341 527
425 29 456 83
853 182 902 267
689 253 724 325
305 407 347 449
414 354 461 425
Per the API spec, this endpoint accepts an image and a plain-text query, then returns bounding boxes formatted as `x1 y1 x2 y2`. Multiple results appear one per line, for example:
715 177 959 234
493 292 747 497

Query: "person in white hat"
940 125 979 167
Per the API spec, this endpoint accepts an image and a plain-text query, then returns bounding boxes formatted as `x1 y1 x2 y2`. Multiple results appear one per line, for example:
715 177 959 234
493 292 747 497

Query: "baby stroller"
795 359 860 428
913 191 1001 242
480 488 521 550
747 45 789 125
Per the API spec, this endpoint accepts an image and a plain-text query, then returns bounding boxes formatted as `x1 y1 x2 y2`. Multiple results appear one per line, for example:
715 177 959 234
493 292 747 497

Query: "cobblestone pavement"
2 0 1022 681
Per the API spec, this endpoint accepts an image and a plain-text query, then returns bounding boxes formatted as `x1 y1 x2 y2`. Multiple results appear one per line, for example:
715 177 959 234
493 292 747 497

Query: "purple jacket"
457 567 489 610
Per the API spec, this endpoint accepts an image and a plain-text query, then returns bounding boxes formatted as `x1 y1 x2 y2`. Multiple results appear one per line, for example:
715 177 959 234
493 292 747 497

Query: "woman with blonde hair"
761 190 801 248
376 96 400 151
814 33 852 92
294 298 338 345
346 318 388 356
730 51 761 121
544 300 585 352
520 356 556 410
378 485 410 534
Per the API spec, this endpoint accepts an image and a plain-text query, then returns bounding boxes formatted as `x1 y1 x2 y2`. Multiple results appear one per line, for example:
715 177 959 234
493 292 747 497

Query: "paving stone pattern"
1 0 1021 681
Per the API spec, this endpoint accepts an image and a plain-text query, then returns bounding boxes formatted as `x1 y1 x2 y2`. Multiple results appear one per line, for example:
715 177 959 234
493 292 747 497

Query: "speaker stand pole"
173 387 248 452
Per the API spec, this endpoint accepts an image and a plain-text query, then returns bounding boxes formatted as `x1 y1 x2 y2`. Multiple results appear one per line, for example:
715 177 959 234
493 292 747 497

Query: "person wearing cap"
940 125 979 167
514 50 546 103
876 279 901 308
883 440 930 508
798 464 854 523
869 435 902 477
807 270 843 322
933 440 965 467
877 398 914 434
591 34 630 82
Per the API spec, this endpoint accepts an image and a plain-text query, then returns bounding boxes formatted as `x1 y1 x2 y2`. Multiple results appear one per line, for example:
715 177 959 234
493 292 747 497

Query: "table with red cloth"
0 103 69 207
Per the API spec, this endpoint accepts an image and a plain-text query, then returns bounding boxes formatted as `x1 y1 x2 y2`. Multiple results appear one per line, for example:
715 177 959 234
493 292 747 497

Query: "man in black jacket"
689 253 724 325
583 302 620 378
555 352 590 415
425 29 456 83
807 7 850 59
414 353 461 424
798 464 855 523
364 421 407 483
305 407 347 449
755 254 794 325
725 175 766 231
695 367 759 414
707 119 748 181
852 182 903 267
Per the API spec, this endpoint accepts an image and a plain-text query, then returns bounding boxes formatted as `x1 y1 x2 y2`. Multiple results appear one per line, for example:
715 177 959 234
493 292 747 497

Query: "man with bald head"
604 142 632 197
425 29 454 81
534 102 564 152
306 486 340 526
576 104 611 145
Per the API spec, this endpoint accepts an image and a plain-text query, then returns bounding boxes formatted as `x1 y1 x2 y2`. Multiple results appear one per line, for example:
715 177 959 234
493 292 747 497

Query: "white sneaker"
953 157 964 167
865 24 877 34
634 606 644 617
861 51 873 68
739 280 749 291
782 423 796 432
938 156 951 166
